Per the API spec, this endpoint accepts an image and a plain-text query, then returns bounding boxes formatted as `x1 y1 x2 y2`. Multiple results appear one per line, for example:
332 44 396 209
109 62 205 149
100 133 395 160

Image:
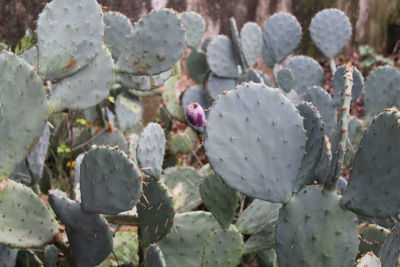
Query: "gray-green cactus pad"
262 13 302 64
277 68 295 92
304 86 337 138
378 224 400 267
0 180 58 247
137 123 165 179
356 252 381 267
80 146 142 215
162 74 185 121
104 12 134 61
100 231 139 266
91 128 128 153
182 85 210 115
285 55 324 93
0 52 49 179
240 22 262 67
204 83 306 203
364 66 400 117
207 74 237 100
244 222 276 254
341 109 400 218
245 69 263 83
201 225 244 267
27 123 50 180
236 199 281 235
158 211 220 267
37 0 104 80
138 176 175 246
313 135 332 185
118 69 172 91
115 93 143 132
359 222 389 256
179 12 206 49
160 166 202 212
207 35 239 78
333 65 364 104
117 9 184 75
43 245 58 267
20 46 38 67
276 185 359 267
49 45 115 111
145 245 166 267
309 8 352 58
199 170 240 229
187 50 209 84
294 102 324 191
48 192 113 267
0 245 18 267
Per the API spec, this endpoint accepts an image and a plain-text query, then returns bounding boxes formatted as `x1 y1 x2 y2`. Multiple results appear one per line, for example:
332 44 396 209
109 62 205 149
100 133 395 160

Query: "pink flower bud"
185 103 207 127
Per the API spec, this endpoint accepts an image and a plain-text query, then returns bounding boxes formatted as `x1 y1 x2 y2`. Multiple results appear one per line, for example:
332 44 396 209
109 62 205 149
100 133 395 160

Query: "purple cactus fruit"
185 103 207 127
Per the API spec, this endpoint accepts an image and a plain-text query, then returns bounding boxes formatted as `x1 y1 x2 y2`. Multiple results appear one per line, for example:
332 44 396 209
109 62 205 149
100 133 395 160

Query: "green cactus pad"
333 65 364 104
244 223 275 254
187 50 209 84
100 231 139 267
244 69 262 83
104 12 134 61
378 224 400 267
204 83 306 202
341 109 400 218
80 146 142 215
285 55 324 93
309 8 352 59
118 69 172 91
167 127 197 154
240 22 262 67
364 66 400 117
276 185 359 267
0 245 18 267
49 45 115 111
145 245 166 267
207 35 239 79
43 245 58 267
160 166 202 212
206 74 237 100
137 123 165 179
117 9 184 75
199 170 240 229
359 222 389 256
20 46 38 67
128 133 140 166
276 68 295 93
356 252 381 267
27 123 50 180
304 86 337 138
294 102 324 191
48 192 113 267
138 176 175 247
158 211 220 267
313 135 332 185
0 180 58 248
91 129 128 153
37 0 104 80
236 199 281 235
179 12 206 49
115 93 143 132
257 249 278 267
201 225 244 267
0 52 49 179
162 74 185 121
262 13 302 64
344 116 364 166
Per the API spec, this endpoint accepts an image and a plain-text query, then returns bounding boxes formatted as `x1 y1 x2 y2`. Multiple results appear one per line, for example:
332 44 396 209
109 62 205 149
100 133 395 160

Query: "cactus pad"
0 52 49 179
145 245 166 267
80 146 142 215
0 180 58 247
27 123 50 180
118 69 172 91
179 12 205 49
204 83 306 202
356 252 381 267
37 0 104 80
137 123 166 179
333 65 364 104
207 35 239 78
117 9 184 75
240 22 262 67
276 185 359 267
207 74 237 100
115 93 143 132
309 9 352 58
138 176 175 246
341 109 400 218
276 68 295 92
104 12 134 61
0 245 18 267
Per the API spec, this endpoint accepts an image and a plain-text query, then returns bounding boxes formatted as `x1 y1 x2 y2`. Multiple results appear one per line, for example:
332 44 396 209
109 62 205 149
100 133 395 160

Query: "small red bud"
185 103 207 127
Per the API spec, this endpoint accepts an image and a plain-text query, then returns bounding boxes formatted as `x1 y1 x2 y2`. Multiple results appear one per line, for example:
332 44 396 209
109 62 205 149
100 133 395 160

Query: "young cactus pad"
204 82 306 203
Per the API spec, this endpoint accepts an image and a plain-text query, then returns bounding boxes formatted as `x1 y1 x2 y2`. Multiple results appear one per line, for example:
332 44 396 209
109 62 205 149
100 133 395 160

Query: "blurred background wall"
0 0 399 55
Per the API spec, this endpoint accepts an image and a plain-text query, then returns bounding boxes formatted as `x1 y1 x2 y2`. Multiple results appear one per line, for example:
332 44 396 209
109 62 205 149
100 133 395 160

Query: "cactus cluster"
1 0 400 266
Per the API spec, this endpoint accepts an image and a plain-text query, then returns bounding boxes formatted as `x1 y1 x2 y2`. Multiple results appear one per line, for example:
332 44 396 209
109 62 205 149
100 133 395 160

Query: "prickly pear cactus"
145 245 166 267
179 12 206 49
207 35 239 78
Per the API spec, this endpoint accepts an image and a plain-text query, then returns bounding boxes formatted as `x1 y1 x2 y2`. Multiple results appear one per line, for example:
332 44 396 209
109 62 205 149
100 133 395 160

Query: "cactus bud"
185 103 207 127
